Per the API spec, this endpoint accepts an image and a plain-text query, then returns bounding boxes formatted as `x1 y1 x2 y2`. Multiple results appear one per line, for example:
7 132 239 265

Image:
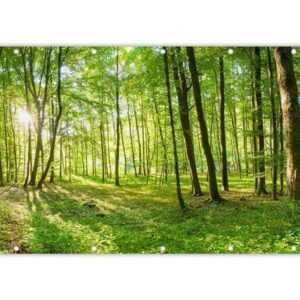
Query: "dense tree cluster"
0 46 299 208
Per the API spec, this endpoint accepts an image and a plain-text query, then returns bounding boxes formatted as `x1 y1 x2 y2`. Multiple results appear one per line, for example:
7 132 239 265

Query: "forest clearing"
0 175 298 254
0 46 300 253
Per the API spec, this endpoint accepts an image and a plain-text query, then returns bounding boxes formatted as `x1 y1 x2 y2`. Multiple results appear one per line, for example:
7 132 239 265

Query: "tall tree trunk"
37 47 63 189
133 103 142 175
186 47 222 202
145 113 151 178
8 104 18 182
84 131 88 176
28 48 52 186
153 94 168 183
234 105 242 177
0 49 3 186
171 48 202 196
99 97 107 182
115 48 121 186
254 47 267 195
29 123 42 185
0 147 3 186
106 115 112 179
279 101 284 194
81 138 85 175
267 48 278 200
2 95 9 182
120 119 127 175
242 102 249 176
21 49 32 188
67 119 72 182
59 136 63 180
0 110 3 186
49 93 56 183
251 72 258 190
219 55 229 191
141 100 147 176
274 47 300 200
127 101 137 176
163 48 186 210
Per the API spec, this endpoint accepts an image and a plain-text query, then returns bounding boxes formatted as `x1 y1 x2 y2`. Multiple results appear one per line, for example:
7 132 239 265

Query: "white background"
1 255 300 300
1 0 300 299
1 0 300 45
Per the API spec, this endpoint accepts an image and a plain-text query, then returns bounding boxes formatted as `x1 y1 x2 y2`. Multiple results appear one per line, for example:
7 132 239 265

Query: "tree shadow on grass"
22 181 300 254
42 184 154 229
24 189 101 253
30 184 188 253
44 182 190 226
56 176 197 220
0 203 15 252
25 189 43 213
26 211 84 253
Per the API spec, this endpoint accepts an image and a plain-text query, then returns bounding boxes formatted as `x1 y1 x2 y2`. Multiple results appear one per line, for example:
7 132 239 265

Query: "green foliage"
0 46 299 253
0 202 13 252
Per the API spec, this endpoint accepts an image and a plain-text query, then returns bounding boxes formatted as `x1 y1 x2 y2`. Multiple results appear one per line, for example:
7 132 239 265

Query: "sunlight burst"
17 108 32 127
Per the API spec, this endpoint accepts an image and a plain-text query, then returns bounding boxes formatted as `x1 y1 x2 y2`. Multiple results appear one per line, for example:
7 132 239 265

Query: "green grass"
0 191 25 253
0 175 299 254
0 202 14 251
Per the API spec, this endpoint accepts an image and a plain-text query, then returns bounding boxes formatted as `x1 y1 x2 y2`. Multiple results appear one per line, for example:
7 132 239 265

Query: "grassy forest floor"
0 175 299 254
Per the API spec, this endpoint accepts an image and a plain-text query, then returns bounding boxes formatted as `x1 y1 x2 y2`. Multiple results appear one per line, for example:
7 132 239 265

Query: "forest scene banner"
0 46 299 254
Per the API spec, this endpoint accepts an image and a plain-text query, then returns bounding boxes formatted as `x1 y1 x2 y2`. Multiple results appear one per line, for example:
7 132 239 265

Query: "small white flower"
291 245 297 252
228 48 234 55
13 49 19 55
91 246 97 252
291 48 297 55
13 246 19 252
91 48 97 55
160 246 166 254
228 245 234 252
